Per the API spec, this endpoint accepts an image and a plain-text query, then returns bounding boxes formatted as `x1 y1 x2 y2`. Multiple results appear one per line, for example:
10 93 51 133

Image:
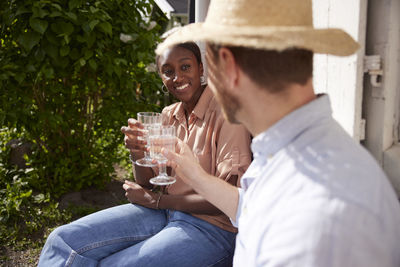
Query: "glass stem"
158 160 167 177
143 149 149 159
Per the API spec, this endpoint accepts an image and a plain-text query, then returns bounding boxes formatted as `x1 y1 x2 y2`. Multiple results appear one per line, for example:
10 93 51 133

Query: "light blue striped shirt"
233 95 400 267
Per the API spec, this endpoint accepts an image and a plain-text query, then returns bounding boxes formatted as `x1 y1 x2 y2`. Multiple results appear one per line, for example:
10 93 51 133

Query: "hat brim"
156 23 360 57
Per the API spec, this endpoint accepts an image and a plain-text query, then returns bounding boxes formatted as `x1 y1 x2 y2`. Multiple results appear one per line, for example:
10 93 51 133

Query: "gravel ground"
0 174 129 267
0 247 41 267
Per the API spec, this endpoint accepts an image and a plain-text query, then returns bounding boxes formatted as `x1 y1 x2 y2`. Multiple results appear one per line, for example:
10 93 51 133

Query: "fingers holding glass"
135 112 162 167
149 125 176 186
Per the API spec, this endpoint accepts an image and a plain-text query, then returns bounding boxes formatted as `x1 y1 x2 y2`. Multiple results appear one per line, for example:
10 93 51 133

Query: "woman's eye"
182 64 190 71
163 69 173 76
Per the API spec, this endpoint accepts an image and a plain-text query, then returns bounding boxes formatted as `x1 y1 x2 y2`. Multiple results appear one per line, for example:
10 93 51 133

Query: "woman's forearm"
158 193 223 215
130 150 155 188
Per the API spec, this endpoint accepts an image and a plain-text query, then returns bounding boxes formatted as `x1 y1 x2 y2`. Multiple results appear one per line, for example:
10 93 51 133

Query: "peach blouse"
162 86 252 232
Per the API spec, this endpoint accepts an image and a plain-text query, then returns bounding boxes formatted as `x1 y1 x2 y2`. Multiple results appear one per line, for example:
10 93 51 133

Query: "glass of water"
135 112 162 167
149 125 176 186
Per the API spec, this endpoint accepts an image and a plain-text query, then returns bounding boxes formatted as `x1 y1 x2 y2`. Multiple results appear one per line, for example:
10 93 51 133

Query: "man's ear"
218 47 240 91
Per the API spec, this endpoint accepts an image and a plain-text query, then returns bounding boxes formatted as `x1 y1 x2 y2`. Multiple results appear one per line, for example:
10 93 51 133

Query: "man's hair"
156 42 202 71
208 44 313 92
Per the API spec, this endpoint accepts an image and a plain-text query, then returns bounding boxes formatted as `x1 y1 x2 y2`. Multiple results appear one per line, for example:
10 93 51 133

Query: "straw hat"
156 0 359 56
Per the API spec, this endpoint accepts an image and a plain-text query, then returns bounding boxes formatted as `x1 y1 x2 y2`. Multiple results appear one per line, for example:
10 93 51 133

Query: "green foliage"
0 128 69 247
0 0 166 196
0 0 171 247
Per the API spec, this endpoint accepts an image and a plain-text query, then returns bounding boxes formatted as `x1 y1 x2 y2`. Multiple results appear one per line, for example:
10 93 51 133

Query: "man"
158 0 400 266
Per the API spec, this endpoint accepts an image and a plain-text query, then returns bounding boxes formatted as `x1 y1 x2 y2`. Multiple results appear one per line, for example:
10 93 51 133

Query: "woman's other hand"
123 180 158 209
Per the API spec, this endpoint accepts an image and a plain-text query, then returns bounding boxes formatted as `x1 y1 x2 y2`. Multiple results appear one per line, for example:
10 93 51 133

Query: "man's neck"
239 79 316 137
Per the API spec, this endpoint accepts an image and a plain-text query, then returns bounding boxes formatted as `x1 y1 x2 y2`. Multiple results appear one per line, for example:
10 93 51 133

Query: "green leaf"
16 6 30 16
60 46 70 57
15 73 26 84
56 56 70 68
34 48 46 61
65 12 78 21
115 58 127 66
82 23 91 33
114 65 121 77
89 59 97 70
79 58 86 66
69 48 80 60
62 22 75 36
29 18 48 34
26 64 36 72
49 11 62 17
51 3 62 11
45 31 59 45
32 6 49 18
51 22 74 36
18 32 41 52
89 20 99 31
20 190 32 199
99 22 112 35
90 6 99 13
84 49 93 59
43 43 58 59
87 33 96 47
64 35 71 44
33 193 45 203
69 0 82 10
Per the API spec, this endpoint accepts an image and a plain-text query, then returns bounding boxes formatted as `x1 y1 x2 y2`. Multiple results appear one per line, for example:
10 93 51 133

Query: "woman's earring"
161 84 169 94
200 75 206 85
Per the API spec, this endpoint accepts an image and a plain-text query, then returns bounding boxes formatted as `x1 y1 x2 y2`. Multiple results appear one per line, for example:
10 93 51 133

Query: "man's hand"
162 138 240 219
123 180 158 209
162 138 206 189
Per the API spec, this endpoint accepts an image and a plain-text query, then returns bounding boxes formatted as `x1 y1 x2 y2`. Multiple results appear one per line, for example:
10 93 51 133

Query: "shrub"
0 0 166 196
0 0 172 246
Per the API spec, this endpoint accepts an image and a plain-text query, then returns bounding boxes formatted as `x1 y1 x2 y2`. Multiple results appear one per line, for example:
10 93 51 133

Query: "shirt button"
243 205 248 215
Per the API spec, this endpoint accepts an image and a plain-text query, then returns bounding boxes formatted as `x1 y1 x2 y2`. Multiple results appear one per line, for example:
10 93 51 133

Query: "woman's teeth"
176 84 189 90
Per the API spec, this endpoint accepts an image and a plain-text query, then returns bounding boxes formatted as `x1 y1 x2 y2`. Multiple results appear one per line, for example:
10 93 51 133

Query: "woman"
38 41 252 267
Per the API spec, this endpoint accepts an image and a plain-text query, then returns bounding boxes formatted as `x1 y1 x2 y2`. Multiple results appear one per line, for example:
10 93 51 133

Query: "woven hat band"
206 0 313 27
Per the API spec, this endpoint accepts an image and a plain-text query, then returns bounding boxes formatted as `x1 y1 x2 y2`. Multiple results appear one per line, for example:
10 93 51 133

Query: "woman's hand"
121 118 146 153
123 180 158 209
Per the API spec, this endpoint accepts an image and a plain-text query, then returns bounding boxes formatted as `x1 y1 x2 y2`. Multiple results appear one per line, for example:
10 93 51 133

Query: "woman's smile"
176 83 190 91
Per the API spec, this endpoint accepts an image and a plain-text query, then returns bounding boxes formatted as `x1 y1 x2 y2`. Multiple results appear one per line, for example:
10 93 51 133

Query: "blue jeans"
38 204 236 266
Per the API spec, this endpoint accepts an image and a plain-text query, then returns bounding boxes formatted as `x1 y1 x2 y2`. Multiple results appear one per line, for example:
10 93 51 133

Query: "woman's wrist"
155 192 163 209
157 193 176 210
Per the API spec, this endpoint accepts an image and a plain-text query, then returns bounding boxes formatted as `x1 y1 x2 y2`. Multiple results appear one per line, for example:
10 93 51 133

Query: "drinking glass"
135 112 162 167
149 125 176 186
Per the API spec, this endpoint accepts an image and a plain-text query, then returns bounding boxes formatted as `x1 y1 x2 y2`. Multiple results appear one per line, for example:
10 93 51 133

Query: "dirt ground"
1 165 130 267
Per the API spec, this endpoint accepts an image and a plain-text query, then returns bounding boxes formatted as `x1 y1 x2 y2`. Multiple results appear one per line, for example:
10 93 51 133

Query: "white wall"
363 0 400 195
312 0 367 141
194 0 210 82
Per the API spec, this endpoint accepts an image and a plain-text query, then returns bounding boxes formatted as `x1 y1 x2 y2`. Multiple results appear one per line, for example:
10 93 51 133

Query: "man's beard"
210 82 241 124
206 47 241 124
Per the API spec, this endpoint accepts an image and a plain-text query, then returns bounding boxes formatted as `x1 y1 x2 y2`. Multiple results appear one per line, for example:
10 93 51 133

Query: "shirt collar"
172 86 213 122
251 94 332 158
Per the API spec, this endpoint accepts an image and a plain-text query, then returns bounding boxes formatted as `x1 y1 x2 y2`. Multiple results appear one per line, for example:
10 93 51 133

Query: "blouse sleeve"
214 118 252 187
